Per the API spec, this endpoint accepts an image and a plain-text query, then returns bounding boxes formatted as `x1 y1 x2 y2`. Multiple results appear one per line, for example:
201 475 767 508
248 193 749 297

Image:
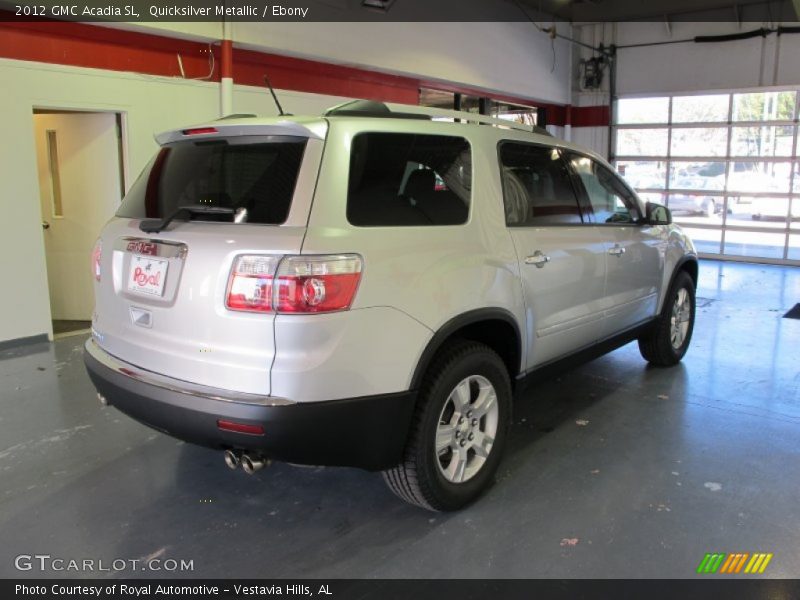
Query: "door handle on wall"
525 251 550 268
42 221 50 230
608 245 625 256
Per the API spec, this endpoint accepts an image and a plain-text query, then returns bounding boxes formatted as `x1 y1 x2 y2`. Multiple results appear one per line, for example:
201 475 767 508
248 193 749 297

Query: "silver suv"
84 100 697 511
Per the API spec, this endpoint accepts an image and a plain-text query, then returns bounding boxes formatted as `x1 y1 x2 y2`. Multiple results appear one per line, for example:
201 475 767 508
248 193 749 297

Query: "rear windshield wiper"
139 205 234 233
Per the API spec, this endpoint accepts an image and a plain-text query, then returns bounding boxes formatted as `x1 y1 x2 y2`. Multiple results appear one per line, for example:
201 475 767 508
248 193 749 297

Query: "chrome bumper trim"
84 338 295 407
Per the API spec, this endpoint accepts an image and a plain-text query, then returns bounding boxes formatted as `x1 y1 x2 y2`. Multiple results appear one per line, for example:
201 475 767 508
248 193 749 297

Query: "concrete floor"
1 260 798 579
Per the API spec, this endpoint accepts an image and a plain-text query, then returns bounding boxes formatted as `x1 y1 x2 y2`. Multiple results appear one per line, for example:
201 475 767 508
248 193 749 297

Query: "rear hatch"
91 119 327 396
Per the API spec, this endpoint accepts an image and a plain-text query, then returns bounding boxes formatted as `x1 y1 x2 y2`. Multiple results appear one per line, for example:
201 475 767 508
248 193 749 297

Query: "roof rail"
323 100 551 136
386 103 552 136
324 100 430 120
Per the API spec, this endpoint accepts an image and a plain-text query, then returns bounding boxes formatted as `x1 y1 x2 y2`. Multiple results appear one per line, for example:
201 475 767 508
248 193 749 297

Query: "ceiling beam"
562 0 795 22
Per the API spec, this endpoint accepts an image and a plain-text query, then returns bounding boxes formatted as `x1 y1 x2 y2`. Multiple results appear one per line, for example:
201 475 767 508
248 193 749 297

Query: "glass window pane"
793 163 800 193
616 160 666 190
499 143 582 226
681 227 722 254
732 91 796 121
616 97 669 124
672 94 729 122
638 192 667 204
347 133 471 227
670 127 729 157
492 101 538 127
569 154 642 223
726 196 792 229
723 230 787 260
727 161 791 193
616 128 668 156
669 161 726 191
790 198 800 232
667 193 723 219
419 88 455 109
788 234 800 260
731 126 794 157
116 140 307 225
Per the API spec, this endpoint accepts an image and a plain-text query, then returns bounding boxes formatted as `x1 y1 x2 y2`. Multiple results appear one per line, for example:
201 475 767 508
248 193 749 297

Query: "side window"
347 133 471 226
498 143 583 226
568 154 642 224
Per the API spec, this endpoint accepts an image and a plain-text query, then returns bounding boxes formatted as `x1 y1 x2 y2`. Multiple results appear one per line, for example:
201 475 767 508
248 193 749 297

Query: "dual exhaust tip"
224 449 270 475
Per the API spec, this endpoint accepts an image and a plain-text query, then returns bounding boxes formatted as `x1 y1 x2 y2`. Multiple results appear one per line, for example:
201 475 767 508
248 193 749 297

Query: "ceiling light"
362 0 396 12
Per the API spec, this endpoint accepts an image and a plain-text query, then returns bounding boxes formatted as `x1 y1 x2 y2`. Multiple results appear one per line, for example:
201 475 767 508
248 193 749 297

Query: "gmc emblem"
126 241 158 256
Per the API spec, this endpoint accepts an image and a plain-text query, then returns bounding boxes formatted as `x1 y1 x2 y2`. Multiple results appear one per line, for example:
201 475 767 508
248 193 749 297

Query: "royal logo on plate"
127 256 169 297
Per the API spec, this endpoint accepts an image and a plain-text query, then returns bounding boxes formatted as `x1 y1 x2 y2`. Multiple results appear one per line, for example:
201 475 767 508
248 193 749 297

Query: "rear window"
347 132 471 226
117 136 307 225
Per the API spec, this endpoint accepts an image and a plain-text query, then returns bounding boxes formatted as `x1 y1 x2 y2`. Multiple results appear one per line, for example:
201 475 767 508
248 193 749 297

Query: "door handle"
42 221 50 230
525 251 550 268
608 245 626 257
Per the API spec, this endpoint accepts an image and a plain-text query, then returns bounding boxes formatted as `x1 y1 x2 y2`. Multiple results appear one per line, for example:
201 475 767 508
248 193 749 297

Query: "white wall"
614 22 800 95
573 22 800 98
233 22 573 105
0 57 348 344
113 20 573 106
570 22 800 158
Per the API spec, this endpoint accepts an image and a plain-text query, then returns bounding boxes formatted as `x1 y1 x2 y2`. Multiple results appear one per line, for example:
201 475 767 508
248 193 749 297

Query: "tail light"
91 239 102 282
225 254 362 314
216 420 265 435
225 255 280 313
274 255 362 314
182 127 218 136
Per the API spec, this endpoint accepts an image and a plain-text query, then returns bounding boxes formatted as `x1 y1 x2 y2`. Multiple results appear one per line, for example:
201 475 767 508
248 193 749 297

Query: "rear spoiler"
154 121 325 145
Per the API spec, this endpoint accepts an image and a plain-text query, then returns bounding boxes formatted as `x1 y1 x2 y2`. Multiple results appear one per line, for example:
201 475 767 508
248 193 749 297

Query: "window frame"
564 150 646 227
496 140 588 228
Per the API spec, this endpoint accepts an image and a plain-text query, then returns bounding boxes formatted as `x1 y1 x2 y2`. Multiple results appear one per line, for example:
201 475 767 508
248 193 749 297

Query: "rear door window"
347 133 471 226
117 136 307 225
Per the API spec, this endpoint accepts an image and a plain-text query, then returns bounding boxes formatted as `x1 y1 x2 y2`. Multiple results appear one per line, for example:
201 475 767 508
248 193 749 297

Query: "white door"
564 153 663 336
34 112 122 321
499 142 607 369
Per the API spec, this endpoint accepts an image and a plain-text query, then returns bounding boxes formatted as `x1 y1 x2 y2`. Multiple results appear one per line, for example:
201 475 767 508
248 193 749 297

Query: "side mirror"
646 202 672 225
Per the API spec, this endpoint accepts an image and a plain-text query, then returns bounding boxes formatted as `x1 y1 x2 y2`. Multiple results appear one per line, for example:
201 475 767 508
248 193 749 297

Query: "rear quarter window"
117 136 307 225
347 132 471 226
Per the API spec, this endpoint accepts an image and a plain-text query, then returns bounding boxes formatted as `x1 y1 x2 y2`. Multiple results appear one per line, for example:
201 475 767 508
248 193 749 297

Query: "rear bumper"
83 339 416 471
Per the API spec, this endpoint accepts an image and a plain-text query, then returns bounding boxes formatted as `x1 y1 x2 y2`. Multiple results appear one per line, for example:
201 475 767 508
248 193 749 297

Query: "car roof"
155 101 609 166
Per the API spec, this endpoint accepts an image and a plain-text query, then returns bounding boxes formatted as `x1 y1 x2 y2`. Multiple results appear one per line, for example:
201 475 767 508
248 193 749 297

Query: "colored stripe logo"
697 553 773 574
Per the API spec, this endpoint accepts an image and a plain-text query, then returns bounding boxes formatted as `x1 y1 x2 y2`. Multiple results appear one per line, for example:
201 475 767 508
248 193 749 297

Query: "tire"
382 341 512 511
638 270 696 366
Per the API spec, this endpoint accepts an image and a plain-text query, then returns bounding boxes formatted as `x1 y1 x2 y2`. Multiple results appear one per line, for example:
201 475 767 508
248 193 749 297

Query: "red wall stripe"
571 105 610 128
0 17 610 127
233 46 420 104
0 18 219 79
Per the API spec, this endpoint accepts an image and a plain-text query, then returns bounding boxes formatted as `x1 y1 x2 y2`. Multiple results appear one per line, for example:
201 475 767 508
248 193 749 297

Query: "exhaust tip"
97 393 108 406
241 454 269 475
224 449 240 470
